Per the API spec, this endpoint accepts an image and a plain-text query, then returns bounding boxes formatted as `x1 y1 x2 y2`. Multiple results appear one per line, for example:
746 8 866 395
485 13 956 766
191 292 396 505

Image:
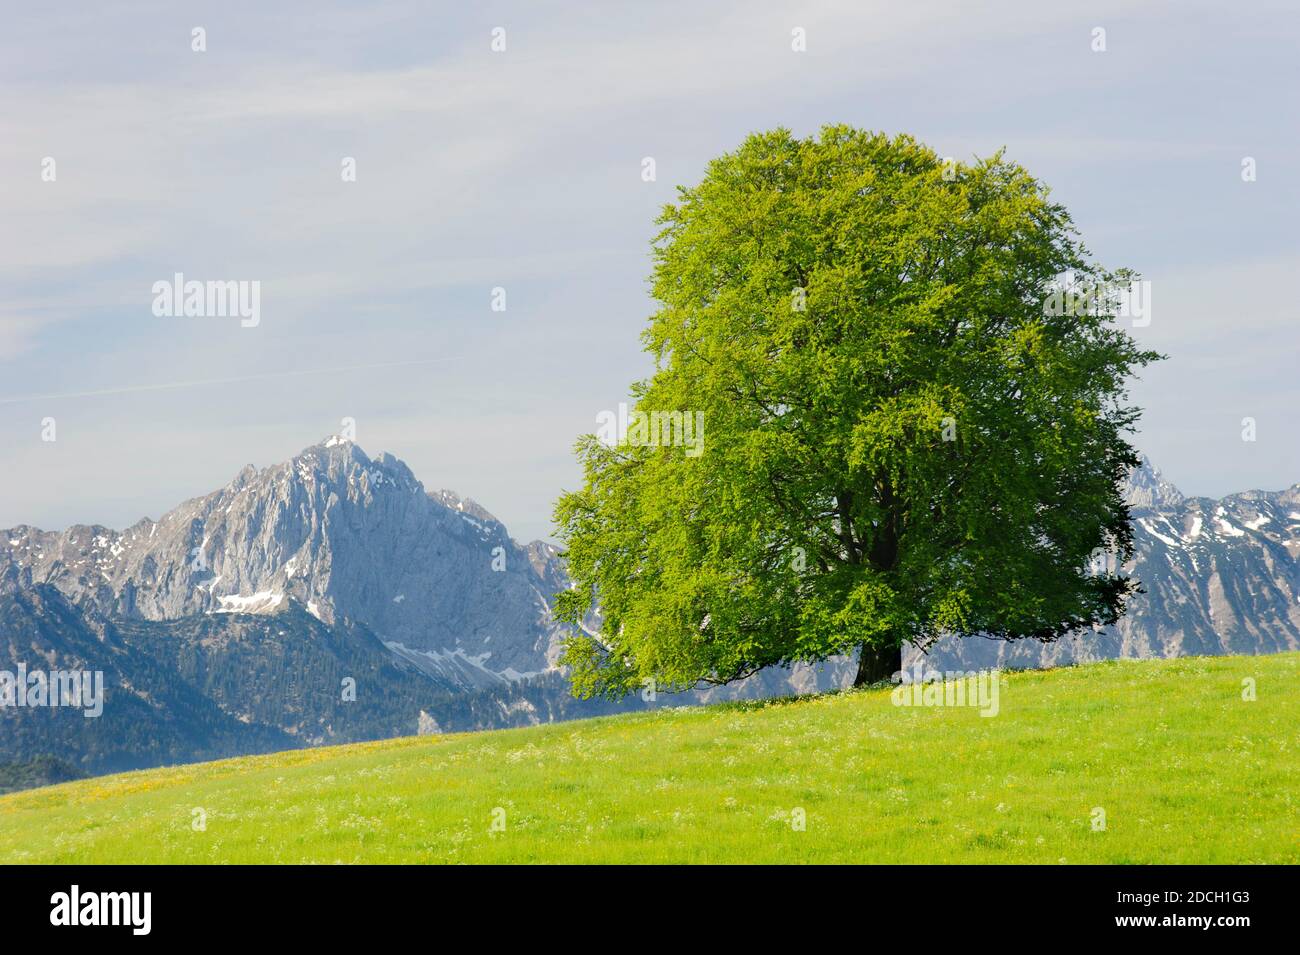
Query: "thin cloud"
0 357 461 406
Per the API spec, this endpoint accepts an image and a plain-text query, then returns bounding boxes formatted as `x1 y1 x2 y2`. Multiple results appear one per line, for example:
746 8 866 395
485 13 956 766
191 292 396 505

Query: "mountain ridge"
1 436 570 690
921 454 1300 670
4 440 1298 711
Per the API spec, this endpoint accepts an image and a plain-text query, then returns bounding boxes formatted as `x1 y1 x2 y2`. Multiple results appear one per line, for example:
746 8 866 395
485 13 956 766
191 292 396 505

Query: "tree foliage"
554 125 1161 699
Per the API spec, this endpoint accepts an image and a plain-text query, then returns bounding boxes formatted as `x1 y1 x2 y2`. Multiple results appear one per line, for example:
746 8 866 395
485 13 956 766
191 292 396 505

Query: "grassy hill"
0 653 1295 864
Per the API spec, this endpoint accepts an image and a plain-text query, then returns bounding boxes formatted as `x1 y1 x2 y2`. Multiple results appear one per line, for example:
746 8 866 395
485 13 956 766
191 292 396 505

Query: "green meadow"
1 653 1295 864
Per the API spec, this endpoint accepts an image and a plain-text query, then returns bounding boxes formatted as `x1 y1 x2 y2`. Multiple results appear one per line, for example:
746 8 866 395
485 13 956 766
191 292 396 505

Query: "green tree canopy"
554 125 1160 698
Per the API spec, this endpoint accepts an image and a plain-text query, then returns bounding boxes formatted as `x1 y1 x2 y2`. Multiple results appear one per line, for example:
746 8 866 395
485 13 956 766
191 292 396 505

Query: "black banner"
0 864 1291 940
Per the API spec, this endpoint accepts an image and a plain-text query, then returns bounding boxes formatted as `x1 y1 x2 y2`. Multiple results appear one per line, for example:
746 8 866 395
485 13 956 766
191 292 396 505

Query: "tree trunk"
853 642 902 687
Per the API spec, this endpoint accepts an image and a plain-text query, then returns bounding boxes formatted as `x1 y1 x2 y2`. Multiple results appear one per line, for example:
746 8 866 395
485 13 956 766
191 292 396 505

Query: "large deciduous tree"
554 125 1160 698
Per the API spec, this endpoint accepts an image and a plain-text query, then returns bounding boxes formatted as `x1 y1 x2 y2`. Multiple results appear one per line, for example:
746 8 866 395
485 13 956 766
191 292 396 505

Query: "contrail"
0 357 462 406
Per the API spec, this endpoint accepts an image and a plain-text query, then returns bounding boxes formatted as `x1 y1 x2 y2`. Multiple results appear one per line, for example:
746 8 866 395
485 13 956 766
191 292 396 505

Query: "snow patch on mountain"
0 437 574 691
212 591 285 614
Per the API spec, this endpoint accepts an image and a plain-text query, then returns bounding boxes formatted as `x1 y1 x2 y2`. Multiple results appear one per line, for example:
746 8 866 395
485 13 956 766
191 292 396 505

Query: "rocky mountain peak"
0 441 573 690
1124 453 1185 510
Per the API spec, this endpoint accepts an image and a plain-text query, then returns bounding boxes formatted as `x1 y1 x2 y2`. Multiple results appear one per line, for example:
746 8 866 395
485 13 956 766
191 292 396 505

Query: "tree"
554 125 1160 698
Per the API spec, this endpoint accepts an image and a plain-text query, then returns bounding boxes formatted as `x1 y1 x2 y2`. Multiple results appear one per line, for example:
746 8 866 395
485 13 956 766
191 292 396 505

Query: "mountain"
0 757 84 795
1 437 569 691
1122 452 1186 509
0 569 664 778
0 572 292 775
4 440 1298 784
921 454 1300 670
6 442 1298 683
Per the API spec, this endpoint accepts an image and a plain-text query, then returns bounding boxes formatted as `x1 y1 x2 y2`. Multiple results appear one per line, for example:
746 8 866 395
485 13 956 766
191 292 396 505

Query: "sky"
1 0 1297 544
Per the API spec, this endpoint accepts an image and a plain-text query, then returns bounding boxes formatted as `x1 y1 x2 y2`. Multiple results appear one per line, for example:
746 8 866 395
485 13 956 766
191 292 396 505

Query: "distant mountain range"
2 437 568 690
0 572 652 778
3 439 1297 782
923 454 1300 670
